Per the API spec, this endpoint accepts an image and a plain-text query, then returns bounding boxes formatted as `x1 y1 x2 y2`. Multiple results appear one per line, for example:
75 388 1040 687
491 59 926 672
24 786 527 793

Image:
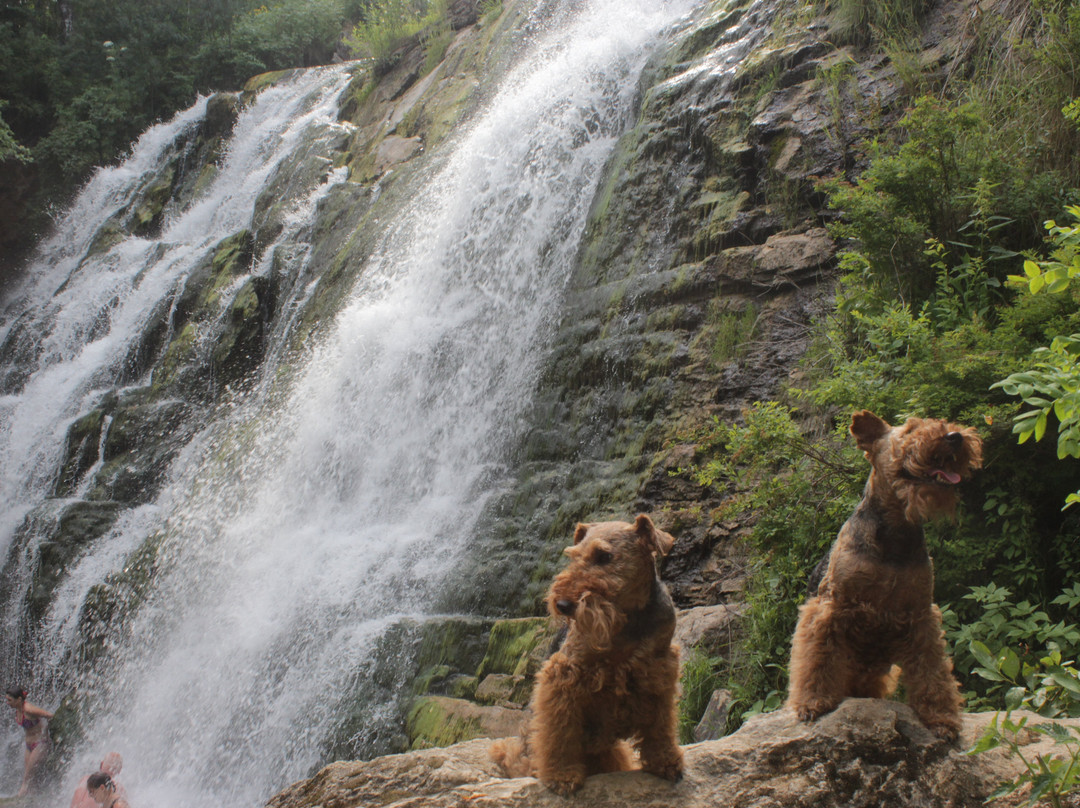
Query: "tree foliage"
0 0 356 218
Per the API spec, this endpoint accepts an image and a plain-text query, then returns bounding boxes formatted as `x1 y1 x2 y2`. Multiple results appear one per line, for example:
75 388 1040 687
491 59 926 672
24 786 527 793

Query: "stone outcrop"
267 702 1068 808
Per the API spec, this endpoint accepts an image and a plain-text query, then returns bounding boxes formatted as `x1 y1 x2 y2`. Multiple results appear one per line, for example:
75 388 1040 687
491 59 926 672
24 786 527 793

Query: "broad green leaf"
999 647 1021 680
971 641 998 670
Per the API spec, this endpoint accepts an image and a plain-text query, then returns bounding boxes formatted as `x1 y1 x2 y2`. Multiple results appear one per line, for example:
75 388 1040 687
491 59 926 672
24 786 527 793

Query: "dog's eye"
592 549 613 565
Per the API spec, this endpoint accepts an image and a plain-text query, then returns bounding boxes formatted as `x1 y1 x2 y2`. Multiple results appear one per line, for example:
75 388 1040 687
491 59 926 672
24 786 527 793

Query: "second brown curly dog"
787 410 983 741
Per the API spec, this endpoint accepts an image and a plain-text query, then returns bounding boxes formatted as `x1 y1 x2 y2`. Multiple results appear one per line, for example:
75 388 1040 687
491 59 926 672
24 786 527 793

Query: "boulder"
267 702 1073 808
674 603 745 657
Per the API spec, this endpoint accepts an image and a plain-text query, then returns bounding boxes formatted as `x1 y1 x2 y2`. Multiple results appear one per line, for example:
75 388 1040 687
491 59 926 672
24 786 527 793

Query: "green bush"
994 207 1080 508
961 582 1080 808
679 403 863 729
822 0 928 44
824 97 1063 308
345 0 447 73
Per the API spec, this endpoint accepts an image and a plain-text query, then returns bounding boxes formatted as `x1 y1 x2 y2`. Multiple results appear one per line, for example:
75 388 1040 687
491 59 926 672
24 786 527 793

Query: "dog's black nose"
555 599 576 616
946 431 964 446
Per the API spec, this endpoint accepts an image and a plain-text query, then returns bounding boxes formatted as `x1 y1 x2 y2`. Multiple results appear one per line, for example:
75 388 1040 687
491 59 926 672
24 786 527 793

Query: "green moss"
447 675 479 700
132 165 176 234
405 696 484 750
86 219 125 258
707 302 758 365
241 69 296 103
475 617 553 679
152 322 198 392
202 229 254 308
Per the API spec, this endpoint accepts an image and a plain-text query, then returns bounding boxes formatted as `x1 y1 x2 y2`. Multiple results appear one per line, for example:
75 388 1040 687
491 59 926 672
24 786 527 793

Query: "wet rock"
212 274 277 388
372 135 424 176
25 500 123 620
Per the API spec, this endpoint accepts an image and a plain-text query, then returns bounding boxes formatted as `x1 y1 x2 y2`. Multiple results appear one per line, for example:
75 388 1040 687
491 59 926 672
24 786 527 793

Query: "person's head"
4 686 27 707
86 772 115 805
100 752 123 777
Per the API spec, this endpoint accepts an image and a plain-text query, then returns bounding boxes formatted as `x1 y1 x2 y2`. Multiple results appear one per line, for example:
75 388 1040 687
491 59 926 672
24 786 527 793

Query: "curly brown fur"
786 410 982 741
490 514 684 795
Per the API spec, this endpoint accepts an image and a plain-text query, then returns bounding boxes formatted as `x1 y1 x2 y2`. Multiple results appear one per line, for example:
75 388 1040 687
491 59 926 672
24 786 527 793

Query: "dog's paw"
924 718 961 743
793 701 833 722
541 770 586 796
644 756 684 783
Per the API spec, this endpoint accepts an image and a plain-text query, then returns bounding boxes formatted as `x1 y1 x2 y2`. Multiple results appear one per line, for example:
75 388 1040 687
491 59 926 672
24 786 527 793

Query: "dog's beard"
902 480 959 523
573 592 626 652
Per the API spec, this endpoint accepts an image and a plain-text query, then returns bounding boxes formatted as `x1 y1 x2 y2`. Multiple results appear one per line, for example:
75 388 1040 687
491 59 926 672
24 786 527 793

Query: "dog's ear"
635 514 675 557
572 523 592 545
850 410 891 452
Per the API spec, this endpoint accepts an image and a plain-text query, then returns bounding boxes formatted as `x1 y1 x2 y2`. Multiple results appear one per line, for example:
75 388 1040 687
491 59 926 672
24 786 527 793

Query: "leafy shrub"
345 0 447 73
824 97 1062 308
994 207 1080 508
195 0 346 86
679 403 863 730
970 712 1080 808
0 103 31 164
962 583 1080 808
942 583 1080 709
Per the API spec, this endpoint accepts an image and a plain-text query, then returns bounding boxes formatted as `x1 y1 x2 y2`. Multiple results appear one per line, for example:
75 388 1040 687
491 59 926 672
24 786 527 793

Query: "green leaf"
1005 686 1026 711
971 641 998 670
1035 412 1048 441
999 647 1021 681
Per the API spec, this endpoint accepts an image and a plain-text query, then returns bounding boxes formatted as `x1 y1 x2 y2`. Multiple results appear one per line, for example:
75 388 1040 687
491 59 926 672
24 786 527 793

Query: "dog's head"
851 410 983 523
546 514 674 651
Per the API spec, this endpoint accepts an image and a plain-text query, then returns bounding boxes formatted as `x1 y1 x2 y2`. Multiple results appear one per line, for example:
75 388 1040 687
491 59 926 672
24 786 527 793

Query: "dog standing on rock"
787 410 983 741
490 514 684 795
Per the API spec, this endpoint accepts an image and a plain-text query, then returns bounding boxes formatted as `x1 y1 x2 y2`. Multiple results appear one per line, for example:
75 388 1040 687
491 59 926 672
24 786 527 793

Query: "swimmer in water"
5 686 53 797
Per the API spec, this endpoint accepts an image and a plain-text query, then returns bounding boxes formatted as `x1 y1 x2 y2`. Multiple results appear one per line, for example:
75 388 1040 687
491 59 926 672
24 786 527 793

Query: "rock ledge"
267 701 1066 808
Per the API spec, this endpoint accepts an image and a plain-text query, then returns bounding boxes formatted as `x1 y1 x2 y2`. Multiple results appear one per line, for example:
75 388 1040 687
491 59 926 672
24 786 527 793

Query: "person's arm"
24 702 53 720
69 780 90 808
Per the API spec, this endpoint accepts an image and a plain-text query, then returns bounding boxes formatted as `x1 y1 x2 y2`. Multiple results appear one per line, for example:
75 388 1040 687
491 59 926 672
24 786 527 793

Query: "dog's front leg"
787 597 852 721
899 607 964 741
634 646 684 782
530 655 588 795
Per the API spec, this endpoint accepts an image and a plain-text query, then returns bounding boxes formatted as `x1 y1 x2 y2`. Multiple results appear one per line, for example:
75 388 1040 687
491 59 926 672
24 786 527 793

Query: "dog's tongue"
932 469 962 484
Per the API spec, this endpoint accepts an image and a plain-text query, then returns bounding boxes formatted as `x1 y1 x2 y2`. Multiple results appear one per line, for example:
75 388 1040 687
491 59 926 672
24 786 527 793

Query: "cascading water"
0 0 702 805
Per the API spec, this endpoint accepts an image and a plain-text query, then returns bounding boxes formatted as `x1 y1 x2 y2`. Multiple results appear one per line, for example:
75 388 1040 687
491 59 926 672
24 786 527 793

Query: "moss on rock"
475 617 556 679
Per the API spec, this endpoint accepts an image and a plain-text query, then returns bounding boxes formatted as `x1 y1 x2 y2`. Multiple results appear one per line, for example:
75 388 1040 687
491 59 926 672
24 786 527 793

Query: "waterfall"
0 0 700 805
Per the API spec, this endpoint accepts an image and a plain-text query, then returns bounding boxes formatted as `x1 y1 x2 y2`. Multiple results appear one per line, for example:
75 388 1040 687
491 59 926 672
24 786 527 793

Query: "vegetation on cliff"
0 0 456 264
683 0 1080 734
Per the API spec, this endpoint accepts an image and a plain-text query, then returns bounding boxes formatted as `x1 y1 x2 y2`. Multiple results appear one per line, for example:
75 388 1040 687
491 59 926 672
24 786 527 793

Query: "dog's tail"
490 737 531 778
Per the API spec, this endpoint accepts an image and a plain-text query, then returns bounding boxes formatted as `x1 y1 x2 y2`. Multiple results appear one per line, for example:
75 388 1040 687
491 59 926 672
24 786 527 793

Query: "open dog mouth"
930 469 962 484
